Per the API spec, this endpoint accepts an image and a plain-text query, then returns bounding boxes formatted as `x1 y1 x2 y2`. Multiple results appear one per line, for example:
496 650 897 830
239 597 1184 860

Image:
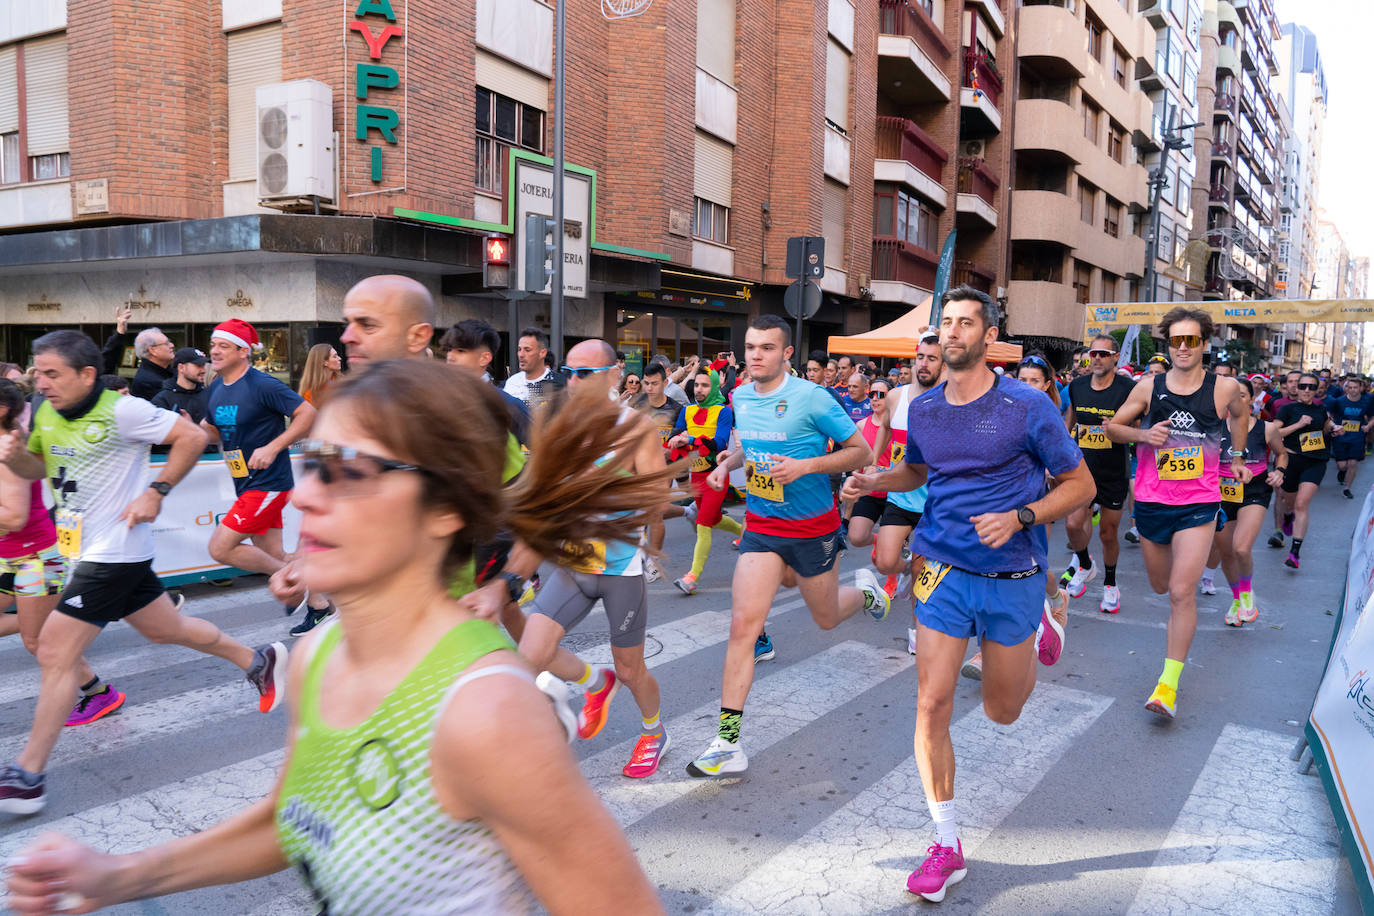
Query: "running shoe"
731 537 740 550
1058 556 1080 589
534 672 577 743
906 840 967 903
1225 600 1243 628
674 573 698 596
685 736 748 777
1285 552 1300 570
289 603 334 637
1124 526 1140 544
1100 584 1121 615
907 627 918 655
1267 530 1286 549
684 502 699 525
1282 514 1294 537
644 558 662 584
1066 561 1096 599
622 732 671 778
1036 591 1067 666
856 568 890 621
960 652 983 681
0 764 45 815
64 685 126 726
1345 488 1354 500
753 632 775 663
883 572 899 599
1238 591 1258 623
1145 681 1177 719
895 570 914 603
245 642 289 714
1198 575 1217 596
577 669 619 740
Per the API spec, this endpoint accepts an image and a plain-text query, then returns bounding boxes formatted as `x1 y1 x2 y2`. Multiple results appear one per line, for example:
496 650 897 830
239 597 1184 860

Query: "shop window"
693 197 730 244
475 87 545 194
29 152 68 180
0 132 18 184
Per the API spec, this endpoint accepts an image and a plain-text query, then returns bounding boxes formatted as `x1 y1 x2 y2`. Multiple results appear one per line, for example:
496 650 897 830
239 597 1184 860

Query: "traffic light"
483 234 510 288
523 214 556 293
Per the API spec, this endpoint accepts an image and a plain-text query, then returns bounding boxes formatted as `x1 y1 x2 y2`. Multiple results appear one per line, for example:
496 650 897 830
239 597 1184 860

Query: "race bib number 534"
745 460 783 502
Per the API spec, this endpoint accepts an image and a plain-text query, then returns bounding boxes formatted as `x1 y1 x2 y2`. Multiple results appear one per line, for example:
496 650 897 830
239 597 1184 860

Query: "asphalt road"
0 482 1365 914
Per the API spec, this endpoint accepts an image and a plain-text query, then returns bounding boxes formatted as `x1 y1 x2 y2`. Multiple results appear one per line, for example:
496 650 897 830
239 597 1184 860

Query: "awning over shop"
827 298 1022 363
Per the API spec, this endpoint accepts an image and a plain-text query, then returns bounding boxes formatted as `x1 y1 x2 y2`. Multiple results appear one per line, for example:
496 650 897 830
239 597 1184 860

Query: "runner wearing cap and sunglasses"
1275 372 1335 569
1105 308 1251 719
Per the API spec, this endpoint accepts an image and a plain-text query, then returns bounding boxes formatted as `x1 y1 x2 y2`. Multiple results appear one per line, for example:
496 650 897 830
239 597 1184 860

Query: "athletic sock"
689 524 712 579
1291 538 1303 557
575 664 608 692
928 798 959 848
79 676 103 697
9 764 42 787
717 707 743 743
1159 658 1184 691
1103 565 1117 587
1230 581 1243 600
641 711 662 736
1075 548 1092 569
1284 512 1294 526
1239 576 1252 594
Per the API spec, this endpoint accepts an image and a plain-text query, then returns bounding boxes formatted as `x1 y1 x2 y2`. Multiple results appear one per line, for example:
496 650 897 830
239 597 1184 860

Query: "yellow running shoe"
1145 682 1177 719
1224 600 1242 628
1238 591 1258 624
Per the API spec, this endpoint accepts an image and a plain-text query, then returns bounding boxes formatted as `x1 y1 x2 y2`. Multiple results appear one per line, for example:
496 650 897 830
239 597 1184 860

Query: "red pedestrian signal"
485 236 509 265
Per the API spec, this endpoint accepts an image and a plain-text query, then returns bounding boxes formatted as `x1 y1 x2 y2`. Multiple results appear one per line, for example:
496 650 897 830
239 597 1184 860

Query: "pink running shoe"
622 732 671 778
577 669 619 740
1036 593 1067 666
65 685 126 726
906 840 967 902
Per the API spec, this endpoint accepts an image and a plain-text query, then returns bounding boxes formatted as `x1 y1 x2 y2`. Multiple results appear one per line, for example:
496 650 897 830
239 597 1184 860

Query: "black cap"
174 347 207 366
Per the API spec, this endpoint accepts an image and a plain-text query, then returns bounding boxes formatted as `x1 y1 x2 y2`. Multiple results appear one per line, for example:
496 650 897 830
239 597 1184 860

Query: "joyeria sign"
348 0 405 183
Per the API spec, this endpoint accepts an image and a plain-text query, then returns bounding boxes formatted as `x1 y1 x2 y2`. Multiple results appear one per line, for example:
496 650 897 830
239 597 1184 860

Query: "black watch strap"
148 481 172 496
497 572 524 604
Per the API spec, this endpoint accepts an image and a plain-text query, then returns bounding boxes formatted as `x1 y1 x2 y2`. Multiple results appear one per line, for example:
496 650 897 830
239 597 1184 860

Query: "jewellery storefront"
611 271 754 377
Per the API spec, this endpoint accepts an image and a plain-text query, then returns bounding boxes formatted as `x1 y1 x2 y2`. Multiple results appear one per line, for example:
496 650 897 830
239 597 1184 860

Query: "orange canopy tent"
826 299 1022 363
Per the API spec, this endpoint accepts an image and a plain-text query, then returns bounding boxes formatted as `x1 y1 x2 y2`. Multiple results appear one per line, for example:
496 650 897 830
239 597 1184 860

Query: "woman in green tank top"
6 362 667 915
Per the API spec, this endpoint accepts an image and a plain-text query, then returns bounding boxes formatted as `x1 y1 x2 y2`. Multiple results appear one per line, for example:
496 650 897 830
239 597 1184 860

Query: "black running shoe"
289 604 334 638
246 642 289 713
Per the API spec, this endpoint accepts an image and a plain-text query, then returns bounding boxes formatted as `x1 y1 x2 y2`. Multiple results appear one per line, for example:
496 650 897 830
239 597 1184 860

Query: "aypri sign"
349 0 405 183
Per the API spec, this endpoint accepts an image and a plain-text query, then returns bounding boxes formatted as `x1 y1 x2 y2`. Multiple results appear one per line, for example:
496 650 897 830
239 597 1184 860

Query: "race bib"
890 442 906 465
745 460 783 502
1220 480 1243 503
1300 431 1325 453
1157 445 1203 481
912 557 951 604
690 454 712 473
567 540 608 575
56 510 82 559
224 448 250 478
1343 420 1361 434
1077 425 1110 450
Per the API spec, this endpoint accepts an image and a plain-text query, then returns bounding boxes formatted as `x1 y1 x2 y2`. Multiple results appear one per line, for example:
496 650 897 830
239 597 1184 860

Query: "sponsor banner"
1306 489 1374 913
147 452 302 586
1083 298 1374 343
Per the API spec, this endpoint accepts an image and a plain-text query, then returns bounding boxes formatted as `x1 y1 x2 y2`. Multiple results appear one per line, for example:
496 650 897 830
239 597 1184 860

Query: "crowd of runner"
1 278 1366 912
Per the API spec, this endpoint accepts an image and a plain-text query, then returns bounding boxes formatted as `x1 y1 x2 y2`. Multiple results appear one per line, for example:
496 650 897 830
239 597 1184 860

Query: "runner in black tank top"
1274 371 1334 569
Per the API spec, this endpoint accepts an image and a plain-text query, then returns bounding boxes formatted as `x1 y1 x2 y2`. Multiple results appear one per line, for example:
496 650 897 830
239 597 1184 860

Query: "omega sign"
348 0 405 183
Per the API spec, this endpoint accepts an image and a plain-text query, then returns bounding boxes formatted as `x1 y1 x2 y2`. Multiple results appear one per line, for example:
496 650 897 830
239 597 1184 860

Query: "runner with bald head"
339 274 436 369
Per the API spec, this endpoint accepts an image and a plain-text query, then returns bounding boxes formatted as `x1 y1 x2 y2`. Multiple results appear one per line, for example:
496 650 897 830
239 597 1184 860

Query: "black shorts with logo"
56 560 166 627
1086 470 1130 512
878 503 923 530
850 494 888 523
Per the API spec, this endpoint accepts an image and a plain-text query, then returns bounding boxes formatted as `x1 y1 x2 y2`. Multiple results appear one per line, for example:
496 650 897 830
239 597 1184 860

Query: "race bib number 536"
1157 445 1202 481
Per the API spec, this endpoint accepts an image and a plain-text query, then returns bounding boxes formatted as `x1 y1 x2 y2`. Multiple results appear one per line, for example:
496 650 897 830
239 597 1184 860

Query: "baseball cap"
174 347 208 366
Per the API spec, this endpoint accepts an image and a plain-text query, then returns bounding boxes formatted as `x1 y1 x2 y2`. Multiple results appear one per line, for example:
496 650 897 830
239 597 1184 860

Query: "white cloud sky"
1275 0 1373 261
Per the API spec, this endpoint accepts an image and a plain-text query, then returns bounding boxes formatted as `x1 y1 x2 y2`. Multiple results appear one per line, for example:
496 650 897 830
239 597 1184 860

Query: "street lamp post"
1143 115 1204 304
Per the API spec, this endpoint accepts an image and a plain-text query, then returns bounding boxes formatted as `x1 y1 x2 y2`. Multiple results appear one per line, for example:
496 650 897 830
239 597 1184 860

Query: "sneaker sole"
1145 698 1176 719
674 580 696 596
257 642 289 714
65 690 126 727
911 867 967 902
623 733 671 779
753 649 775 663
0 794 46 815
960 661 983 681
1100 602 1120 614
685 752 748 778
577 678 620 741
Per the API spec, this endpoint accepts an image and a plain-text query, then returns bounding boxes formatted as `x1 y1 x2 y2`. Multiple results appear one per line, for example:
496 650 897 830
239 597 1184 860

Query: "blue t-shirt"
906 375 1083 573
733 374 857 528
838 394 872 420
207 367 305 495
1330 395 1373 438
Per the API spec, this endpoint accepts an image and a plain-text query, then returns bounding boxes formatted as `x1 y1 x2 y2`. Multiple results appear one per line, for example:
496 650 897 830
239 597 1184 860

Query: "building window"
1079 180 1096 225
693 196 729 244
475 86 545 194
29 152 68 180
0 132 19 184
1114 46 1129 89
1085 12 1105 62
1074 261 1093 304
1104 198 1122 238
1082 99 1100 144
875 187 936 251
1108 124 1124 163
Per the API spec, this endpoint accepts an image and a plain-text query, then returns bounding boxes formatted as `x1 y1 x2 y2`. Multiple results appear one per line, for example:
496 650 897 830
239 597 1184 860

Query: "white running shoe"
896 571 914 603
534 672 578 743
1058 556 1080 588
1124 526 1140 544
855 568 890 620
1198 574 1217 596
1066 561 1096 599
907 627 918 655
1100 584 1121 614
683 502 699 525
686 736 749 777
644 558 662 584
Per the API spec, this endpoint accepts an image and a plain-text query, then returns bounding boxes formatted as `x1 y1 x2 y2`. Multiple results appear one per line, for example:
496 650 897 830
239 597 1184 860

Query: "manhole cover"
559 631 663 664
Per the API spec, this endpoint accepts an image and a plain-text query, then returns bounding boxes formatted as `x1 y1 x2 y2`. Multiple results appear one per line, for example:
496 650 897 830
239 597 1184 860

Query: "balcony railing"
1214 94 1236 118
962 49 1003 107
879 0 952 61
1209 186 1231 204
1212 140 1233 159
957 157 1000 206
872 237 938 288
875 116 949 184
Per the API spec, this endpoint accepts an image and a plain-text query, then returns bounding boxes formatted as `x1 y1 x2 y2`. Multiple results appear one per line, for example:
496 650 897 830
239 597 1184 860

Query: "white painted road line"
701 683 1114 914
1127 724 1343 916
580 640 913 830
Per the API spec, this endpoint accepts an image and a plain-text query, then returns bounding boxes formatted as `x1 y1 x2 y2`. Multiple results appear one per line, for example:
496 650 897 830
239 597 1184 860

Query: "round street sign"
784 279 822 319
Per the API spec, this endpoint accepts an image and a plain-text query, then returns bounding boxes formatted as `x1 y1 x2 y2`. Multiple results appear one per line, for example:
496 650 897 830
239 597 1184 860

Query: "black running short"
56 559 166 627
1087 472 1129 512
878 503 923 530
850 494 888 524
1221 478 1273 523
1281 455 1327 493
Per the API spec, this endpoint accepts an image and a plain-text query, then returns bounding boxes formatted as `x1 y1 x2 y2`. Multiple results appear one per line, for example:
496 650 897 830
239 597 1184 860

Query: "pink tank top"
1133 373 1226 506
0 479 58 558
860 415 894 498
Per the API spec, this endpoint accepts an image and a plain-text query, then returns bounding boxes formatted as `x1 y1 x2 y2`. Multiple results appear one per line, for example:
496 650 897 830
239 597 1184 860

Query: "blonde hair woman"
298 343 343 406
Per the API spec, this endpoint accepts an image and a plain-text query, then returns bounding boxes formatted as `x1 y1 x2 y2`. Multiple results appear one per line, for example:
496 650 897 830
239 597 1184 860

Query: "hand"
841 471 879 501
1297 414 1313 428
706 465 728 493
119 489 163 528
1142 421 1172 447
457 579 508 622
269 557 308 606
114 306 132 335
6 831 120 914
970 509 1021 550
0 428 24 467
247 446 279 471
767 455 806 485
1266 469 1285 488
1229 460 1253 484
666 434 689 450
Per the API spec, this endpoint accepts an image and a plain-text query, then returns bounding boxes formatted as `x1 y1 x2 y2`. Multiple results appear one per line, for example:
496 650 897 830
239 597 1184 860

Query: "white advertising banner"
1307 491 1374 912
146 452 302 586
514 157 591 298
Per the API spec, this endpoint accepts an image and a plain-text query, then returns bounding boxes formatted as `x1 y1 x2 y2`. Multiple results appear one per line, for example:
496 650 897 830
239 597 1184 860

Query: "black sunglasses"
1297 383 1318 391
1088 349 1117 358
869 390 887 400
299 440 427 492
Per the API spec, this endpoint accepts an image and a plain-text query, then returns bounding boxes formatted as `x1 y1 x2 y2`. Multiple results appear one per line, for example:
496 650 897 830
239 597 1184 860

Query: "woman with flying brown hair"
7 360 668 915
297 343 343 406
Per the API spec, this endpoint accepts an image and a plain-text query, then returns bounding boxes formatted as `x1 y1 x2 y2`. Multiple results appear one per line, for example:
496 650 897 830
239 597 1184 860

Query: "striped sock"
641 712 662 735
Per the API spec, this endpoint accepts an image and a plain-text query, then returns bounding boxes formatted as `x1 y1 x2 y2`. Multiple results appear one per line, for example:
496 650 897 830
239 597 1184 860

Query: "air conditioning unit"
963 140 985 158
256 80 334 202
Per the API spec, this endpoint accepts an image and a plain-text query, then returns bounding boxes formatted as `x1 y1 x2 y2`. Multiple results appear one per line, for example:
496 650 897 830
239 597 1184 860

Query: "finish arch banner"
1082 298 1374 343
1307 490 1374 913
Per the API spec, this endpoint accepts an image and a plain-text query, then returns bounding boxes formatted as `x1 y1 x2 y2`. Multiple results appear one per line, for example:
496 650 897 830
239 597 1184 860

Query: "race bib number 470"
1077 425 1109 450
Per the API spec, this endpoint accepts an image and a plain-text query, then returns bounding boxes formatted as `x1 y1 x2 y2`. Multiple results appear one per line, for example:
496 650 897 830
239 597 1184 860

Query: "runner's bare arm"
1105 378 1166 445
0 463 32 532
1218 378 1253 482
843 459 926 500
199 418 221 444
872 411 893 469
0 429 45 480
1264 421 1287 487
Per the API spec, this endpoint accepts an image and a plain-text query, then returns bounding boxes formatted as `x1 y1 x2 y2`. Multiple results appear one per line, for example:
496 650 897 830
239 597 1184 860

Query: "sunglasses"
562 365 616 379
1169 335 1203 348
1297 383 1318 390
299 440 427 497
1022 355 1050 370
1088 349 1117 358
869 390 887 400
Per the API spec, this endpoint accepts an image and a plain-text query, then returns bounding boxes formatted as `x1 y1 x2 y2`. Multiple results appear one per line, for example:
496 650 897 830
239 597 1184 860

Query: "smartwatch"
148 481 172 497
496 572 524 604
1017 506 1036 531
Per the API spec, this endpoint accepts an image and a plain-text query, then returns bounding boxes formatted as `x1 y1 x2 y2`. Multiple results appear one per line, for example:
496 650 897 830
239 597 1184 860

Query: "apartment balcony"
1209 186 1232 208
965 0 1005 38
957 158 999 229
960 50 1003 137
1212 140 1234 160
1233 178 1251 202
1014 98 1081 162
1140 0 1168 28
1214 93 1236 122
874 116 950 209
1010 189 1076 249
1017 3 1086 81
878 0 953 104
1007 279 1080 339
872 237 938 291
1217 44 1240 76
1217 0 1241 33
951 258 996 294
